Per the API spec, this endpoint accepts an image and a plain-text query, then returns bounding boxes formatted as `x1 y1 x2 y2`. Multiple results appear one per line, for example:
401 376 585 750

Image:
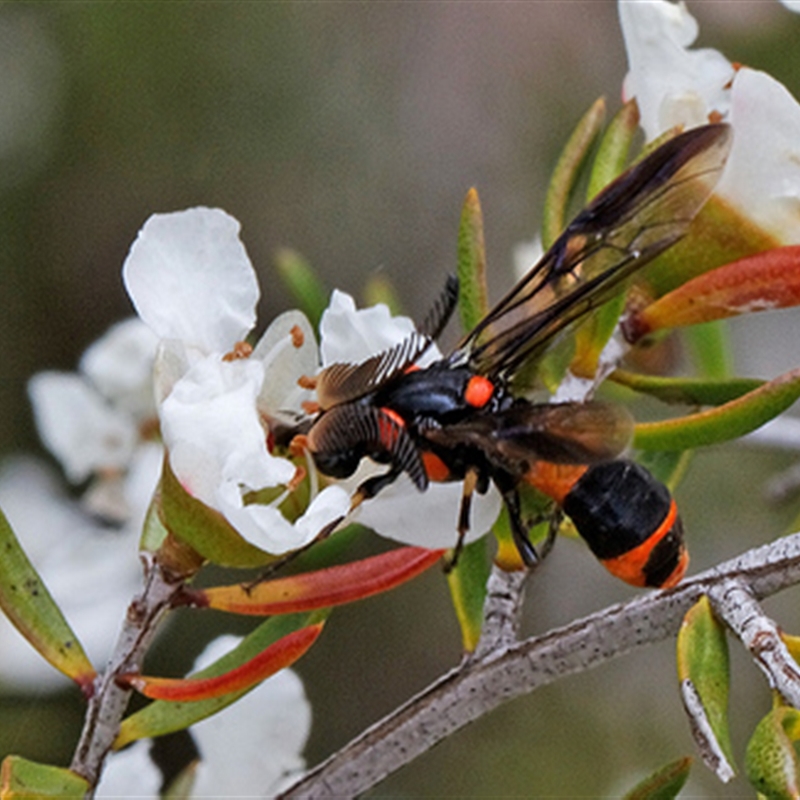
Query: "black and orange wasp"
292 123 732 588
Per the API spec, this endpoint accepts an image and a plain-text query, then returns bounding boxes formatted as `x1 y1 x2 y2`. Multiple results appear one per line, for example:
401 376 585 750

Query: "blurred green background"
2 1 800 796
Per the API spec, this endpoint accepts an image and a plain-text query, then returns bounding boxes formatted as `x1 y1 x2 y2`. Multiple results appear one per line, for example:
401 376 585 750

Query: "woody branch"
278 531 800 800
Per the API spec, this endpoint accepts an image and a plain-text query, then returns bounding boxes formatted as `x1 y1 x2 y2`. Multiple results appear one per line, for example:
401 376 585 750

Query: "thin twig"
278 531 800 800
70 553 181 793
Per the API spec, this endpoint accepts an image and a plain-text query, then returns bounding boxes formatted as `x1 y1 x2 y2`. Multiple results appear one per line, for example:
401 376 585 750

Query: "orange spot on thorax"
464 375 494 408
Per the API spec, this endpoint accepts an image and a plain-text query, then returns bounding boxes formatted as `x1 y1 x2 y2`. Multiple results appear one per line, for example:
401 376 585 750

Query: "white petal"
190 638 311 797
122 208 259 353
28 372 137 483
619 0 734 140
719 68 800 243
161 354 295 507
512 236 543 281
96 741 160 799
353 468 502 550
215 483 348 554
319 290 440 367
79 318 159 421
253 309 319 418
0 458 141 690
779 0 800 11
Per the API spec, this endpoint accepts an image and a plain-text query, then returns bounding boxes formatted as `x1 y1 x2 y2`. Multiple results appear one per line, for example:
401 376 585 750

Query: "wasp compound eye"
311 449 362 480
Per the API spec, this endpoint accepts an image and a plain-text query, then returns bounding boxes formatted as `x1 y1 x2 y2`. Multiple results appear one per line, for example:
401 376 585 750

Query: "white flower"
28 319 158 487
96 636 311 798
619 0 800 244
122 207 348 555
316 291 502 550
0 455 151 690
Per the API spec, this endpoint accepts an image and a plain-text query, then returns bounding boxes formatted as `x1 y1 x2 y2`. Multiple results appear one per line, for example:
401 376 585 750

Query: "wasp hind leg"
443 468 480 572
500 486 540 568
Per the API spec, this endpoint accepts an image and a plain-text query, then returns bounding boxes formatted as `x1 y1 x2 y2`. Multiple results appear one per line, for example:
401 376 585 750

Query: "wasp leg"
539 507 563 561
500 486 540 568
443 468 479 572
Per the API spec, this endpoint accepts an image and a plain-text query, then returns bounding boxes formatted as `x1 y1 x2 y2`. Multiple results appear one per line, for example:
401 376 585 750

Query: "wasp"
295 123 732 588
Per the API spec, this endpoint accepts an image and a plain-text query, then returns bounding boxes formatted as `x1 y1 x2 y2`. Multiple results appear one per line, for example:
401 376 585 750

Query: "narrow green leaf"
677 597 735 772
586 98 639 202
628 245 800 339
684 321 733 380
541 97 606 248
569 98 641 377
621 756 692 800
126 623 323 701
274 248 329 329
634 368 800 452
159 455 273 569
457 187 489 332
200 546 444 615
0 756 89 799
362 273 402 315
446 539 490 653
114 611 326 748
745 705 800 800
611 370 764 406
0 508 96 693
636 449 692 492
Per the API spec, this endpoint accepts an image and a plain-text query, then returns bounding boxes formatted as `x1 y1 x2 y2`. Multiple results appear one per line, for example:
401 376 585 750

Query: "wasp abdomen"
562 460 688 588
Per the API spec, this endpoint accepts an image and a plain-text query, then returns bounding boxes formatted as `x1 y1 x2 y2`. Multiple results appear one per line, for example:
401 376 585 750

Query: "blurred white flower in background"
96 636 311 798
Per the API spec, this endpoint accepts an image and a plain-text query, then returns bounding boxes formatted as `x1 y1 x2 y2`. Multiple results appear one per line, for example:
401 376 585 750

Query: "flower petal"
79 317 159 421
720 68 800 243
161 354 295 507
28 372 137 483
619 0 734 140
319 290 440 367
122 208 259 353
253 309 319 419
191 637 311 797
352 468 502 550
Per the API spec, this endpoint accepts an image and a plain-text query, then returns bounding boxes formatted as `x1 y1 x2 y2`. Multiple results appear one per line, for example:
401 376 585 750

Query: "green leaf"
634 368 800 452
586 98 639 202
457 187 489 332
198 546 444 615
611 370 763 406
446 539 491 653
745 705 800 800
362 273 402 315
683 321 733 380
621 756 692 800
114 610 326 748
0 508 96 693
125 622 323 701
0 756 89 799
541 97 606 248
677 597 735 774
274 248 329 329
159 454 273 569
628 245 800 339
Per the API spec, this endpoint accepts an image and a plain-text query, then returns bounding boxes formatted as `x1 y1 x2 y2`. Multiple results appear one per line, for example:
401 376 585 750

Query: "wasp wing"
422 401 634 470
461 123 732 380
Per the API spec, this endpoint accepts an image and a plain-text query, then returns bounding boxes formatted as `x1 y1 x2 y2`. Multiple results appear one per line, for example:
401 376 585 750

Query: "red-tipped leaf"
123 623 323 702
626 245 800 341
197 546 444 615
